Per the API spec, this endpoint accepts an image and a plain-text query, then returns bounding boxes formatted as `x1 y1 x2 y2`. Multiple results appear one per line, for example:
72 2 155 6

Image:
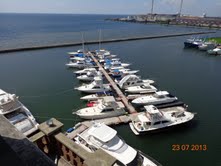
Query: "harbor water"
0 14 221 166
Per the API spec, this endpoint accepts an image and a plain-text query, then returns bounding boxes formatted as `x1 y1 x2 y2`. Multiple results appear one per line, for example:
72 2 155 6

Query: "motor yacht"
75 77 111 93
77 71 102 82
74 68 97 76
129 105 194 135
74 96 125 119
132 91 178 105
125 84 157 94
80 91 113 101
0 89 39 136
73 123 161 166
117 75 154 90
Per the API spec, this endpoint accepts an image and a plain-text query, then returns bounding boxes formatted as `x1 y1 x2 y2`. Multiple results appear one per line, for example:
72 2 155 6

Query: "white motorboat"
198 42 216 51
125 84 157 94
117 75 154 90
80 91 113 101
66 60 94 69
104 60 130 70
74 68 97 75
207 47 221 55
77 71 102 81
109 69 139 78
73 123 161 166
75 77 111 93
132 91 178 105
0 89 39 136
129 105 194 135
74 96 125 119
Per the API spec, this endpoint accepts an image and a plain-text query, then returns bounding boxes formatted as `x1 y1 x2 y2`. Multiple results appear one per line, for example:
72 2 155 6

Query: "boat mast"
99 29 101 50
151 0 154 15
179 0 183 16
81 32 85 52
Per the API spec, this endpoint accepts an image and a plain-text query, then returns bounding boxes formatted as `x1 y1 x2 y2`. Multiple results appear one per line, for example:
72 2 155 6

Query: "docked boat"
198 42 216 51
207 47 221 55
74 96 125 119
184 38 204 48
125 84 157 94
117 75 154 90
104 60 130 70
0 89 39 136
66 59 94 69
74 123 161 166
109 69 139 78
77 71 102 81
75 77 111 93
132 91 178 105
80 91 113 101
129 105 194 135
74 68 97 76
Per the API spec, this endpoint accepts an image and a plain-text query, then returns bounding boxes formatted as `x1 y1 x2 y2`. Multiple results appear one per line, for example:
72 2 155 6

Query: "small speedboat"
132 91 178 105
109 69 139 78
74 96 125 119
80 91 113 101
104 60 130 69
125 84 157 94
129 105 195 135
75 77 111 93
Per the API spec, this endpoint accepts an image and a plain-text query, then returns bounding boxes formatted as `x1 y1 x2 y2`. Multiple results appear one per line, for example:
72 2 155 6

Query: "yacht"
207 47 221 55
131 91 178 105
198 42 216 51
109 69 139 78
74 123 161 166
125 84 157 94
184 38 204 48
77 71 102 82
66 59 94 69
117 75 154 90
74 68 97 76
74 96 125 119
80 91 113 101
0 89 39 136
129 105 194 135
75 77 111 93
104 60 130 70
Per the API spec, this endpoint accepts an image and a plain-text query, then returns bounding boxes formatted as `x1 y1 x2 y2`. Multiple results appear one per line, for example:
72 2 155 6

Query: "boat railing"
138 150 163 166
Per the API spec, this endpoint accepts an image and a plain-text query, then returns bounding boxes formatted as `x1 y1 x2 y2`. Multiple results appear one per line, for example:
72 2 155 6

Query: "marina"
0 13 220 166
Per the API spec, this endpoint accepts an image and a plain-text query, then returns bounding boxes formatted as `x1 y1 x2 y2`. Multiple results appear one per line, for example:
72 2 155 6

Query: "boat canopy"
88 123 117 143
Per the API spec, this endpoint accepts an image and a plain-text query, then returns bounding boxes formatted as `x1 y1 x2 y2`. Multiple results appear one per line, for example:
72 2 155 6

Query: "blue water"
0 13 221 166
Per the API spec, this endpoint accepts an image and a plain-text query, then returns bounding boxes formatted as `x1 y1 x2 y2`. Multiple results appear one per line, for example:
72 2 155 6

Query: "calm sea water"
0 14 221 166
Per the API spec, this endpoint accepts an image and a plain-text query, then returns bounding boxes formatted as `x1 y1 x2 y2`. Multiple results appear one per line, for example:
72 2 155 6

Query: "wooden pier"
88 52 137 114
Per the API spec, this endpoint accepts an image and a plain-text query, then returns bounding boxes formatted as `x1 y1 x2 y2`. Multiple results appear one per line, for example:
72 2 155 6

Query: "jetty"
0 31 215 54
88 51 137 114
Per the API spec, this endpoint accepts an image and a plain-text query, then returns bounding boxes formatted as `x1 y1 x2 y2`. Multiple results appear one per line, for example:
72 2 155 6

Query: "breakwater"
0 31 215 54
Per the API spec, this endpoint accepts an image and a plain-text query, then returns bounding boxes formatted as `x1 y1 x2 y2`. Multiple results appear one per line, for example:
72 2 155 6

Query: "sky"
0 0 220 16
